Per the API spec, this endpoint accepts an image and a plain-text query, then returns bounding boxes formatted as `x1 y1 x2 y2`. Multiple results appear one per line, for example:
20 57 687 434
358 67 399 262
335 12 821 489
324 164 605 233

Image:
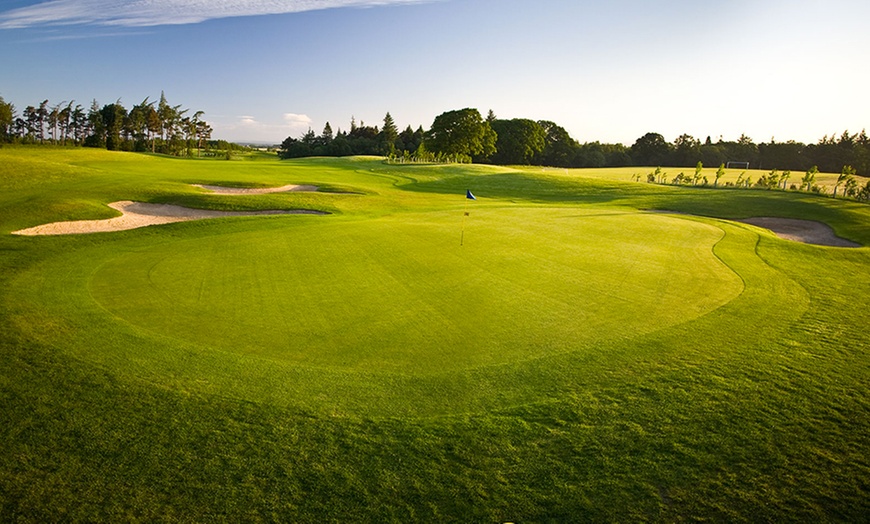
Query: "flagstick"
460 195 468 246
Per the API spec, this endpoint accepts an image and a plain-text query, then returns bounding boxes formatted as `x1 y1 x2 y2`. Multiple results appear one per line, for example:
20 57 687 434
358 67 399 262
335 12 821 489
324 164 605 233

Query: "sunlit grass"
0 146 868 521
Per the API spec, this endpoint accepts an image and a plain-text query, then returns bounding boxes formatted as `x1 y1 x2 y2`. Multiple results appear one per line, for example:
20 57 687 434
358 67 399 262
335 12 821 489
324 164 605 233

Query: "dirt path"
12 201 326 236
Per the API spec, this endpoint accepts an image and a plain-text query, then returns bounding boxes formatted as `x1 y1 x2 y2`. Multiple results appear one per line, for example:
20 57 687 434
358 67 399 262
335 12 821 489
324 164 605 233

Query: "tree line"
279 113 425 159
6 93 866 182
0 93 212 156
627 130 870 175
278 107 869 179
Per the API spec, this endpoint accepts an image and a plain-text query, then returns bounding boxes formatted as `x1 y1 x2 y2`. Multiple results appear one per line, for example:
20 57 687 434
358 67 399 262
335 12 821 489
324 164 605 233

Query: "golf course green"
1 146 868 521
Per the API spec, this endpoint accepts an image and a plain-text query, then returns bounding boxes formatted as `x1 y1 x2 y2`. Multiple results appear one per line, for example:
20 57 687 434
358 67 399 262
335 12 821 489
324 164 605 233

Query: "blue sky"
2 0 869 145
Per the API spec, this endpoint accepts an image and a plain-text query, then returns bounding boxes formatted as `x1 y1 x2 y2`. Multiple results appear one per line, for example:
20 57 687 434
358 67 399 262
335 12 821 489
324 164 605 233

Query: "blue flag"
466 190 476 200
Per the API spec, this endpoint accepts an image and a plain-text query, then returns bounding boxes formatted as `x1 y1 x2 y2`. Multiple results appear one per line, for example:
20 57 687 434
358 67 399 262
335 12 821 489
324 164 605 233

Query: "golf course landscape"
1 146 868 521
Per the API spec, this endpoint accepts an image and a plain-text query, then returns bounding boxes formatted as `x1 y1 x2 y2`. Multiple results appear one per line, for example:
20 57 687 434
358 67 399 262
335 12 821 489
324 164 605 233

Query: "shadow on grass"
400 169 870 245
402 171 637 205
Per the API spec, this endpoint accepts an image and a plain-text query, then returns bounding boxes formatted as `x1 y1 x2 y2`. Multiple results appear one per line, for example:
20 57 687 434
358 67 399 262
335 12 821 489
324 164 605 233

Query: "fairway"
1 147 869 521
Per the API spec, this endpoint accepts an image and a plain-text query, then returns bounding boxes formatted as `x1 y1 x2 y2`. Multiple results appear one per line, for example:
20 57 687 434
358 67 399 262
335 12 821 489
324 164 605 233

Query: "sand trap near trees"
736 217 861 247
193 183 318 194
12 201 326 236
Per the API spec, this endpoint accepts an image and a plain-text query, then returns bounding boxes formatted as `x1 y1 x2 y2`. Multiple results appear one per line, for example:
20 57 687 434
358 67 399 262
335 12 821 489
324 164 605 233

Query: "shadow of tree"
394 167 870 245
401 171 637 205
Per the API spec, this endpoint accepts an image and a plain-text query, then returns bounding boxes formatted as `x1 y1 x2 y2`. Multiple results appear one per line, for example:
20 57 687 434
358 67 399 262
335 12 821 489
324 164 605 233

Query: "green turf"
1 146 868 521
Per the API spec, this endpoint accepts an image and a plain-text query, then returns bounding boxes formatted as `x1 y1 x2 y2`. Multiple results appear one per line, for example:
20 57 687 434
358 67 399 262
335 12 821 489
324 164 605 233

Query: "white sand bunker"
736 217 861 247
193 183 318 195
12 201 326 236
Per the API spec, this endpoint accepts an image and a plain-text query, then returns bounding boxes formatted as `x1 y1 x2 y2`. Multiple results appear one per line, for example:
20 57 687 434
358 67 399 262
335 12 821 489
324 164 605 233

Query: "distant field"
553 164 870 191
1 146 868 521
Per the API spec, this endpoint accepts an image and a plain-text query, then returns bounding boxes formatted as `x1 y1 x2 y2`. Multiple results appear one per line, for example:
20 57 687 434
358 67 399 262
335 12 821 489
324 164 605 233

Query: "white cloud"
0 0 429 29
210 113 314 143
283 113 313 127
236 113 312 131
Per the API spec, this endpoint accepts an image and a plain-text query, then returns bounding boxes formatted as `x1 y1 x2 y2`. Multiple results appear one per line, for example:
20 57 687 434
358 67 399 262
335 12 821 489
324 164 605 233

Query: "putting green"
88 208 742 376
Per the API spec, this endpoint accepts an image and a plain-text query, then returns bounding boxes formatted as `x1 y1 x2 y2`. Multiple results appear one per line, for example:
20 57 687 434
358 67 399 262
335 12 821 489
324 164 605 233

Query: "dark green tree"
758 140 804 171
424 108 496 161
490 118 546 165
732 134 759 166
127 98 151 151
58 101 73 145
631 132 670 166
537 120 578 167
672 134 701 167
855 130 870 174
196 117 212 155
346 119 379 155
70 104 85 145
48 102 61 143
36 99 48 143
575 142 607 168
100 100 127 151
379 112 398 155
602 143 632 167
157 91 173 142
85 99 105 148
146 103 161 152
700 142 725 167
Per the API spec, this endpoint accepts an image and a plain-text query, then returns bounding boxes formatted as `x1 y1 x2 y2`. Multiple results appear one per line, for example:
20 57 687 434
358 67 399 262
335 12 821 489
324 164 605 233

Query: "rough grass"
0 146 868 522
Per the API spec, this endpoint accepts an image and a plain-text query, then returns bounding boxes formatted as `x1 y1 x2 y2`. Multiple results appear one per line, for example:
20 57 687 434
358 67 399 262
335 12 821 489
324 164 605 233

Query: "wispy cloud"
0 0 429 29
212 113 314 143
283 113 313 128
13 29 153 43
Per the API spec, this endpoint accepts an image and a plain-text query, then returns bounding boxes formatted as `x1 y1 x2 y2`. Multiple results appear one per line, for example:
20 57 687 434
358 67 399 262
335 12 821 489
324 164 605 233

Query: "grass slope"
1 146 868 521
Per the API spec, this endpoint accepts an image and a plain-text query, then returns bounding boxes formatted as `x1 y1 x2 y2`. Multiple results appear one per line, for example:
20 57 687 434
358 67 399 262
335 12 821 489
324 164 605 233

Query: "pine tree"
380 112 398 155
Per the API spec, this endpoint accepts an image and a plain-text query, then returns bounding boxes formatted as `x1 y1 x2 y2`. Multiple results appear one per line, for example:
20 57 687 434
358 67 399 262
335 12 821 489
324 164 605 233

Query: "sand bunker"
736 217 861 247
12 201 326 236
193 183 318 195
647 210 861 248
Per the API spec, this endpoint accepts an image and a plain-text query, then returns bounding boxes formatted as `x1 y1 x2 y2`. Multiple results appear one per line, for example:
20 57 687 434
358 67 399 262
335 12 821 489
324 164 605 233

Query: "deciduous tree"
673 134 701 167
631 132 670 166
834 165 856 198
490 118 546 165
714 163 726 187
424 108 496 161
537 120 578 167
801 165 818 192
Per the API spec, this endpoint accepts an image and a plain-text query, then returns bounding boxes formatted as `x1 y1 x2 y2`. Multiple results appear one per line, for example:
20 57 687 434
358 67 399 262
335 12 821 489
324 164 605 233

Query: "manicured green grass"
1 146 868 521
